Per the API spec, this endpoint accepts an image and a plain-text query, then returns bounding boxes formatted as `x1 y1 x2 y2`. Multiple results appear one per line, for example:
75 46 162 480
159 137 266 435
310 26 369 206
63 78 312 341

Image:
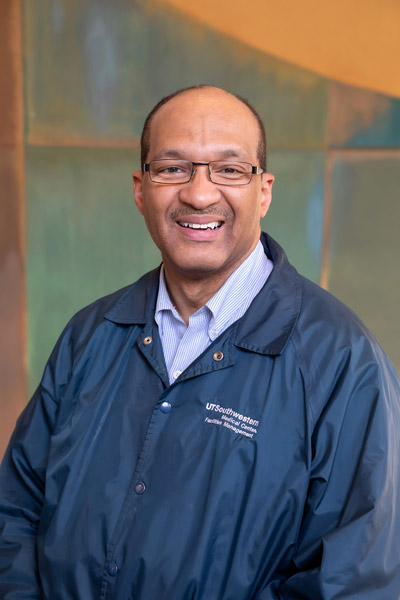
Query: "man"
1 85 400 599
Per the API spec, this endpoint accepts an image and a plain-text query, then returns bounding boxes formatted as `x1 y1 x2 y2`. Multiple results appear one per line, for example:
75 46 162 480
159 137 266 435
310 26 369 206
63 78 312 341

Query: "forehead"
148 90 260 161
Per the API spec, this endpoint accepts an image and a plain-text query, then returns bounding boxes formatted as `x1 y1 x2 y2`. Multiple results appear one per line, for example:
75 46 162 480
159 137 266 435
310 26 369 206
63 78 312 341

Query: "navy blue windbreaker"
1 233 400 599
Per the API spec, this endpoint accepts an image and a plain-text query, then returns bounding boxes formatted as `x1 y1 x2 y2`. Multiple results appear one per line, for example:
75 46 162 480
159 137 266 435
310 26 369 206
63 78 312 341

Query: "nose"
178 164 221 208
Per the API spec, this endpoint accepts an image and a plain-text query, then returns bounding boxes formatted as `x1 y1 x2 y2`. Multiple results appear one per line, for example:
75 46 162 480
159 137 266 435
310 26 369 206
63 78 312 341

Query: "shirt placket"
169 308 210 383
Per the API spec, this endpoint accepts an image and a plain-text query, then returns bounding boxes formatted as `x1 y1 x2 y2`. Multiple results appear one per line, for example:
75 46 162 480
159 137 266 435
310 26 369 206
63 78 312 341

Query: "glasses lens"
210 161 252 185
150 160 192 183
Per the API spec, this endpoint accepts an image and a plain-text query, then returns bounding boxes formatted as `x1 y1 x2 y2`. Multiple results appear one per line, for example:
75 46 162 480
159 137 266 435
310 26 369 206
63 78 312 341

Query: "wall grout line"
26 139 400 154
326 148 400 158
27 137 141 149
320 150 332 290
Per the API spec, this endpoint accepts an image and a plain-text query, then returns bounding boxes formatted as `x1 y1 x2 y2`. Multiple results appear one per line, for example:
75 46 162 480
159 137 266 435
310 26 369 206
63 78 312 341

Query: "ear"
132 170 144 215
259 173 274 219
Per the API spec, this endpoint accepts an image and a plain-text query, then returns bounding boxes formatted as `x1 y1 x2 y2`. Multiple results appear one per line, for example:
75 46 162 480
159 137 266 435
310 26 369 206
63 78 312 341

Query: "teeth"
179 221 222 230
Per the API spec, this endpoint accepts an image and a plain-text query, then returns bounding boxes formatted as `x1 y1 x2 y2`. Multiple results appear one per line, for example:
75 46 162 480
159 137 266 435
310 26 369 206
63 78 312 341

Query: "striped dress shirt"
155 240 273 384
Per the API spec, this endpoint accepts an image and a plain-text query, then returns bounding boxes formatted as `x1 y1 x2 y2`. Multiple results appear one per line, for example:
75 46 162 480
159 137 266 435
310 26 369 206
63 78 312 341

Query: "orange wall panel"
0 0 26 458
160 0 400 98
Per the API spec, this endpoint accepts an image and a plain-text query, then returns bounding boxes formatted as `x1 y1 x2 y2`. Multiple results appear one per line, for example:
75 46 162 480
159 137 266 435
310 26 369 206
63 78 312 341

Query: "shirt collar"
154 266 184 327
205 241 271 339
154 241 271 339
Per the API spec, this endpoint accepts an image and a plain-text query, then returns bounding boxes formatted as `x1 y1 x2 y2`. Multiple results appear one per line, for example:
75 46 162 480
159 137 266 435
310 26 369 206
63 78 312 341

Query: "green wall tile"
24 0 328 149
26 146 160 393
263 150 325 283
328 82 400 148
328 156 400 371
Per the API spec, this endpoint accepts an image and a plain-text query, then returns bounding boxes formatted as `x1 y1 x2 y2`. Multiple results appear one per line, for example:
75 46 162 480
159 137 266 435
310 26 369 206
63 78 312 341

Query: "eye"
220 166 240 174
213 162 249 178
159 165 184 174
151 161 192 180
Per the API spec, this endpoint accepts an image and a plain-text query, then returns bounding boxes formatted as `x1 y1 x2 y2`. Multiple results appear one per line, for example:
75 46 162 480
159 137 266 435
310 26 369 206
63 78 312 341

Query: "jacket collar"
234 233 301 355
104 266 160 325
104 232 301 356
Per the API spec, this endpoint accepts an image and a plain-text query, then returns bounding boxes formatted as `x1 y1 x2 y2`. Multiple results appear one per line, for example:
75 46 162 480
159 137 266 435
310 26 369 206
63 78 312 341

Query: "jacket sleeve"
276 336 400 598
0 335 69 598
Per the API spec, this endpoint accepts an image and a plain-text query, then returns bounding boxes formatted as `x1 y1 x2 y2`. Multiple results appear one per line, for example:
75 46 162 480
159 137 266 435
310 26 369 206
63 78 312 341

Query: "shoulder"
297 275 370 341
45 267 160 376
260 232 393 368
294 272 381 366
293 274 399 416
68 282 134 328
66 266 160 333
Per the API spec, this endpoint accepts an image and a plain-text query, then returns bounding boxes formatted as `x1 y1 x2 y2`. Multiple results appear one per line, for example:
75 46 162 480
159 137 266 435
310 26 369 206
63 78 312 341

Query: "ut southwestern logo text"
205 403 259 438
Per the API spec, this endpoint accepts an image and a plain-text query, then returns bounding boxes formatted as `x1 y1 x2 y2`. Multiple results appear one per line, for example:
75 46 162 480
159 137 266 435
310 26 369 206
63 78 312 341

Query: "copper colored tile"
0 1 26 458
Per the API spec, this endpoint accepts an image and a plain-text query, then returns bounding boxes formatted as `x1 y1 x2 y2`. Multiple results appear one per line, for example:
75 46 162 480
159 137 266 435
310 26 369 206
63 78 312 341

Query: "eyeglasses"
143 159 263 186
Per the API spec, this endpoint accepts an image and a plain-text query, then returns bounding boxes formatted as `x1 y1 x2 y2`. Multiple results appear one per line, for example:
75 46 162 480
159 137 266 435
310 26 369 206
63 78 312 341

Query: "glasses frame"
143 159 263 186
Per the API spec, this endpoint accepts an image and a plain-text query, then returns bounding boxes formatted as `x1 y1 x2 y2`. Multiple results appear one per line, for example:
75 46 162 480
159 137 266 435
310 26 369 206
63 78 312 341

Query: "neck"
163 268 233 325
162 239 261 324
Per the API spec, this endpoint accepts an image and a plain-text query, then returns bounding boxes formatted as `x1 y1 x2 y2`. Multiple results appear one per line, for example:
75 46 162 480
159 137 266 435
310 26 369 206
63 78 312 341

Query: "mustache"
170 207 230 220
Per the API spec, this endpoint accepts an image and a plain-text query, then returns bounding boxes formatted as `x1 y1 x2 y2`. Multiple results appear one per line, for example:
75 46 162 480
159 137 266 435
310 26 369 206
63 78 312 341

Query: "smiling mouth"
178 221 223 230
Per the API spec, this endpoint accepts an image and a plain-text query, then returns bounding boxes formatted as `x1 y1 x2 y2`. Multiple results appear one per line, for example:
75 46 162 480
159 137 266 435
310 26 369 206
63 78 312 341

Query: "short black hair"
140 84 267 171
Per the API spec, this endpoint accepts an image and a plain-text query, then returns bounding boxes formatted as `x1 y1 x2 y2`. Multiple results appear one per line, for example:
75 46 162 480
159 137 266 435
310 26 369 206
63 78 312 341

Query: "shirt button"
143 336 152 345
173 370 182 379
107 562 119 576
213 351 224 361
160 401 172 413
135 481 146 495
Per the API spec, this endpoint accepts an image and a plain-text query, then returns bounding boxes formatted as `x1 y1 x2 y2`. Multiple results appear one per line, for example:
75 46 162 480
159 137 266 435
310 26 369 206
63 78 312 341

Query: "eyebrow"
152 150 186 160
151 148 248 161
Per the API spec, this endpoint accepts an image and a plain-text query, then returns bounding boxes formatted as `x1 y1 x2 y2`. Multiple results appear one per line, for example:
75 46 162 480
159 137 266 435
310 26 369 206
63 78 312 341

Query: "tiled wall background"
1 0 399 454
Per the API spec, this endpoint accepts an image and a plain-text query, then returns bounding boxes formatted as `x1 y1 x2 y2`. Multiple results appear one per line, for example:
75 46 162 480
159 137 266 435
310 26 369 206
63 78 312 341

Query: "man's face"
133 89 274 285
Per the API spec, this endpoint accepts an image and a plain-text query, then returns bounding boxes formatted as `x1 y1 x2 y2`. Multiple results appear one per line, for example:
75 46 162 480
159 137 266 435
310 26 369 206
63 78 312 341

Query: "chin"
177 258 233 279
